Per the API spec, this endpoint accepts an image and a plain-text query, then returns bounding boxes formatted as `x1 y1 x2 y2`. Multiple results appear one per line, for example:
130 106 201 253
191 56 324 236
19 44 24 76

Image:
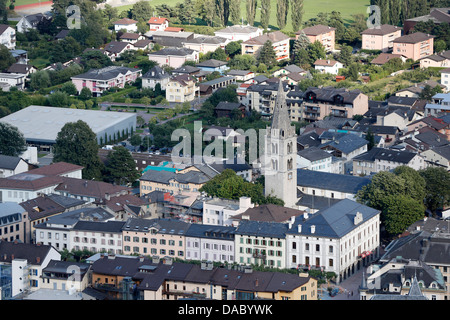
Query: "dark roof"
0 155 23 170
298 24 336 35
393 32 434 44
0 24 12 35
0 241 54 265
319 133 368 154
142 66 170 80
303 86 363 104
54 176 130 199
215 101 243 111
43 259 90 275
297 131 321 148
298 147 332 161
123 218 191 235
28 162 83 176
232 204 304 223
287 199 380 238
72 66 139 81
296 191 341 211
119 32 140 40
55 29 70 39
184 223 236 239
149 47 195 57
73 220 126 233
361 24 401 35
196 59 227 68
103 41 131 53
235 220 288 238
20 195 66 221
7 63 35 74
297 169 372 194
353 147 418 164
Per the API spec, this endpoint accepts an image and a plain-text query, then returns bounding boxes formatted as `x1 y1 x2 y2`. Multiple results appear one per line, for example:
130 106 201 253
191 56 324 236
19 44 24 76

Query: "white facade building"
0 24 15 49
185 224 236 263
202 196 254 226
286 199 380 283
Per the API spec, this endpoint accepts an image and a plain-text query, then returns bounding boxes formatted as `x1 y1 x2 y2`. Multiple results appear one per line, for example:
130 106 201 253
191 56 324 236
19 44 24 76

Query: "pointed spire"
408 272 423 297
271 79 291 130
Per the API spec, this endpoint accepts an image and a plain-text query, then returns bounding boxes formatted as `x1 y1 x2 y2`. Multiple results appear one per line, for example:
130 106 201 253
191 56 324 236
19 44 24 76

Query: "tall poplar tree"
229 0 241 25
276 0 289 30
260 0 271 30
290 0 304 32
246 0 257 26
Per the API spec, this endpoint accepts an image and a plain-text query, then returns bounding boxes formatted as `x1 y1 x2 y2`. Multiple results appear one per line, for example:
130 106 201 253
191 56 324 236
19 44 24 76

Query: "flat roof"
0 106 136 143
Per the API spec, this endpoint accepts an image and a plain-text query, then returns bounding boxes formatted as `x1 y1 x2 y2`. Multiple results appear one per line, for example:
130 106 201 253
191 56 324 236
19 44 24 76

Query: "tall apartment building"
361 24 402 52
393 32 434 61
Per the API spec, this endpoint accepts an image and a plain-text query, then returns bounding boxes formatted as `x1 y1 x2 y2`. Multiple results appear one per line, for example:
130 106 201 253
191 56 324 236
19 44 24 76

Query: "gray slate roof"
72 66 139 81
287 199 380 238
0 155 23 170
297 169 372 194
235 220 288 238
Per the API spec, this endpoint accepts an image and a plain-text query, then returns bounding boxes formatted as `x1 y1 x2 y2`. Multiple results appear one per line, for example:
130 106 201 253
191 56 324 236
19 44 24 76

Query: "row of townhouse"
33 198 380 284
0 240 317 300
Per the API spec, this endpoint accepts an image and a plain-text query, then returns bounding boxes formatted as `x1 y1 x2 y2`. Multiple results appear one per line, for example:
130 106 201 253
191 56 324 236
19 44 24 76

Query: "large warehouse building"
0 106 137 151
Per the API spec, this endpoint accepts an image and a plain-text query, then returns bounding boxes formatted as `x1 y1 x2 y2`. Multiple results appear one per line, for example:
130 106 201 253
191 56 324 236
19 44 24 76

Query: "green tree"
290 0 304 32
306 40 326 66
30 70 52 91
129 134 142 149
364 129 375 150
79 87 92 100
48 91 70 108
61 82 78 96
246 0 257 26
338 45 353 66
105 146 140 185
260 0 271 30
383 195 425 235
0 122 27 157
357 168 427 236
225 41 241 57
53 120 104 180
420 167 450 215
131 0 153 21
229 0 241 25
0 44 14 72
276 0 289 30
258 40 277 67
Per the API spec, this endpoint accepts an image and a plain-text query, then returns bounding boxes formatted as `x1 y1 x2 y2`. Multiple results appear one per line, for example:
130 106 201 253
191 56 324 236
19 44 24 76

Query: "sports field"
114 0 370 31
11 0 371 32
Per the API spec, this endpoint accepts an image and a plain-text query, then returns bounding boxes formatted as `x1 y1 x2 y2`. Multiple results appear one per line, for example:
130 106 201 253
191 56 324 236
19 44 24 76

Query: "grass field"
115 0 371 32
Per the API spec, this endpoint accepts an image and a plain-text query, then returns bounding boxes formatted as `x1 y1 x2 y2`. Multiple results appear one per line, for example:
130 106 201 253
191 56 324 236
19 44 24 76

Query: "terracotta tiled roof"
113 18 138 25
148 17 169 25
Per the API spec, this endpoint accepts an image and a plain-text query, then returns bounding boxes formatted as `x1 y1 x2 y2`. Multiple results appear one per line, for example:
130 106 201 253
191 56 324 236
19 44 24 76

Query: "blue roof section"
287 199 380 238
297 169 372 194
235 220 288 238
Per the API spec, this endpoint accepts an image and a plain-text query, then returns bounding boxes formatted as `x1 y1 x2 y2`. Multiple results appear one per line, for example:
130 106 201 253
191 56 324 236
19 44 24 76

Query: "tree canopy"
104 145 140 185
53 120 104 180
0 122 27 157
199 169 284 206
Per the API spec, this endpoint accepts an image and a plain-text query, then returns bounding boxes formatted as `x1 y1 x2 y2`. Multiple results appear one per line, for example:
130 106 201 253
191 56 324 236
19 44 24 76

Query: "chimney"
297 224 302 233
303 212 308 220
36 257 40 264
11 254 14 260
105 193 110 201
139 256 144 262
311 225 316 234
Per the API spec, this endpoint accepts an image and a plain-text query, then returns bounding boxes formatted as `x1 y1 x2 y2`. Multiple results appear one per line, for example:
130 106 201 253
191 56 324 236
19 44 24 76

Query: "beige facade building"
241 31 290 62
393 32 434 61
165 74 198 103
296 25 336 52
361 24 402 52
122 218 190 259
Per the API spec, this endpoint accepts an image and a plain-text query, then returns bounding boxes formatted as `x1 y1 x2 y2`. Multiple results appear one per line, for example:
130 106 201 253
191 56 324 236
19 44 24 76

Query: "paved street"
319 267 365 300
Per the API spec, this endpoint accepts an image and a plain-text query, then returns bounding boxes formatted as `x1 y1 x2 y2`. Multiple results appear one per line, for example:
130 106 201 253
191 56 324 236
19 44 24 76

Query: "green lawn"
116 0 371 32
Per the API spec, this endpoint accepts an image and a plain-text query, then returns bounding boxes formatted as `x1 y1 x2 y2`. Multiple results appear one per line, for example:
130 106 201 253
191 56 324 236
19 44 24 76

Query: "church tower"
264 80 297 208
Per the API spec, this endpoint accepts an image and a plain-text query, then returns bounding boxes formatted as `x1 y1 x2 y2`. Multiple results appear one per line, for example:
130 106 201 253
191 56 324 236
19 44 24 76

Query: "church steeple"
264 79 297 209
271 80 295 136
